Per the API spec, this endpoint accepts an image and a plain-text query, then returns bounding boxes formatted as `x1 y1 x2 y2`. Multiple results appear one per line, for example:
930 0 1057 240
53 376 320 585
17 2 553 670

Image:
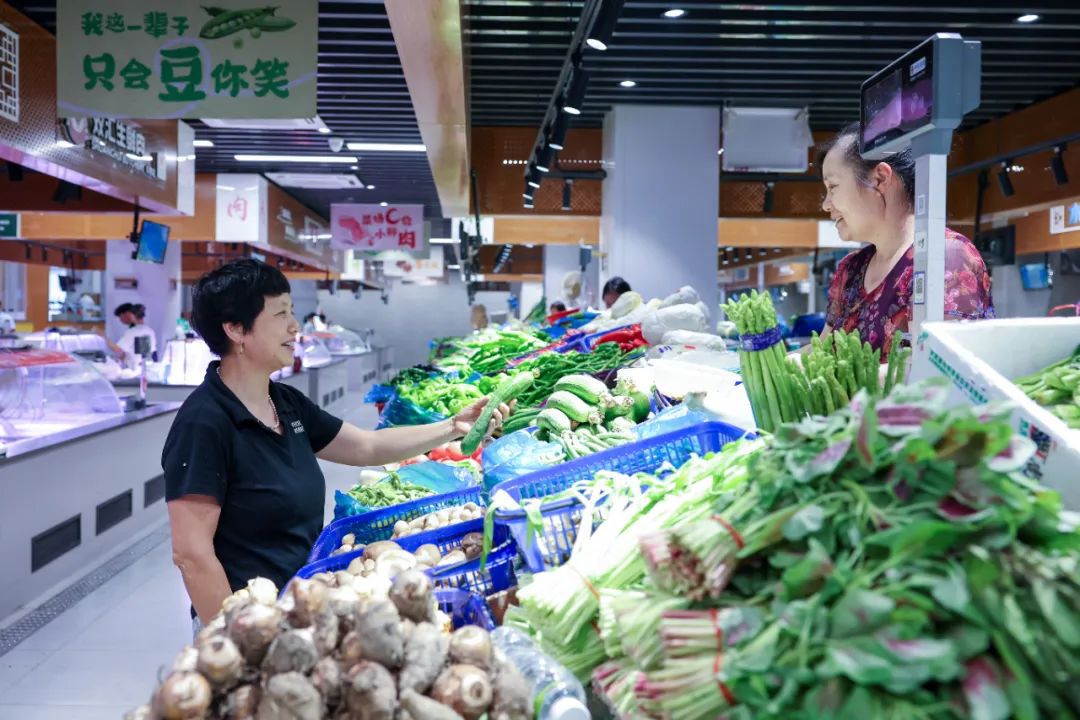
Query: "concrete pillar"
600 105 719 314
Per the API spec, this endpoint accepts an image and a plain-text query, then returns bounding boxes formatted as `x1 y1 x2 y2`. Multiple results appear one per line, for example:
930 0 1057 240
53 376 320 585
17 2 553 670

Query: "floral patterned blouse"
825 228 994 357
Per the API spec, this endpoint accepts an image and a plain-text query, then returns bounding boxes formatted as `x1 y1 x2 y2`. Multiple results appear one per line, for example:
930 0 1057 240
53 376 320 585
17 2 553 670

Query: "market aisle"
0 394 379 719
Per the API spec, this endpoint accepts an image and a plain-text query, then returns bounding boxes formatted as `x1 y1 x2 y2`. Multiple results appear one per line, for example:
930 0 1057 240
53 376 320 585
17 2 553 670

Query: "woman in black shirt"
163 260 508 624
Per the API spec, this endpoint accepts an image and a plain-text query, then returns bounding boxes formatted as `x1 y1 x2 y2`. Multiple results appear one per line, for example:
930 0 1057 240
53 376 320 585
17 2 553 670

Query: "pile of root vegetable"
124 570 530 720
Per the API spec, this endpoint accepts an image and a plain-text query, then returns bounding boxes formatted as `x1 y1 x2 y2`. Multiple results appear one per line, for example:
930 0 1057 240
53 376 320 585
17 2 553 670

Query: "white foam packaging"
909 318 1080 509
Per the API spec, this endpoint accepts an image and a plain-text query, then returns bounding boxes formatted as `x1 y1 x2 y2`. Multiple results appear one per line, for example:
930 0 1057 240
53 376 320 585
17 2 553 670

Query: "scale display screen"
861 42 935 154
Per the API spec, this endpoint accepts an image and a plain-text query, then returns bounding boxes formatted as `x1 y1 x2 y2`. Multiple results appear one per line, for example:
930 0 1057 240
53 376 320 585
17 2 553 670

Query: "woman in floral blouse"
818 123 994 357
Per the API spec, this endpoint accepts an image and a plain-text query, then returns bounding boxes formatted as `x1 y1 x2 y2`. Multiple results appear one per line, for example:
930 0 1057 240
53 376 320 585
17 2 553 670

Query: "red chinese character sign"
331 203 425 252
56 0 316 118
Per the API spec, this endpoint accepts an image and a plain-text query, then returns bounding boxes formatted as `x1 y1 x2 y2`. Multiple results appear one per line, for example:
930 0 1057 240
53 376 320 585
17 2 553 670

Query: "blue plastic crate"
298 519 517 597
491 421 755 572
309 487 486 563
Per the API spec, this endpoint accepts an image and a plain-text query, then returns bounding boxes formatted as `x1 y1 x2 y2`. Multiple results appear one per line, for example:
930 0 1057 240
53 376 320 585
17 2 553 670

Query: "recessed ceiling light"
1016 13 1040 22
55 140 76 148
317 127 332 134
619 80 637 88
379 201 388 207
346 142 426 152
193 139 214 148
350 165 359 170
234 154 359 163
366 184 375 190
663 8 685 18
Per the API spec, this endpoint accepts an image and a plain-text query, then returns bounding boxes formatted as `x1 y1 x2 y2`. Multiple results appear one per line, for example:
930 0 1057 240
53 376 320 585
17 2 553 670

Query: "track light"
527 164 542 189
1051 146 1069 186
549 113 569 151
524 196 535 209
586 0 624 51
562 179 574 211
562 68 590 115
763 182 775 213
997 162 1015 198
535 145 554 173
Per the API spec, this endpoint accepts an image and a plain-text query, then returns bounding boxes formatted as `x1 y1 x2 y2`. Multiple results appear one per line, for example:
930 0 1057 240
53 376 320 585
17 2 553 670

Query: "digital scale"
860 34 982 338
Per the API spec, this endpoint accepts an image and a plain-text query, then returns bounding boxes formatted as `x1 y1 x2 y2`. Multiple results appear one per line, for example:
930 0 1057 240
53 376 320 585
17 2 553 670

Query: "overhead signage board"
58 117 166 181
382 252 444 280
214 173 265 243
331 203 425 252
0 213 19 238
56 0 317 119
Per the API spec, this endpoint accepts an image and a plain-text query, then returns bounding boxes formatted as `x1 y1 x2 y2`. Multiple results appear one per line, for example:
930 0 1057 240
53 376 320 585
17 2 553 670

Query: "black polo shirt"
162 361 344 613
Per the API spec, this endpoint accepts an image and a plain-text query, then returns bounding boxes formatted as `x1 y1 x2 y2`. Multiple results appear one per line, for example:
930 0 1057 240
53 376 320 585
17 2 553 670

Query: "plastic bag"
633 401 726 441
363 384 397 404
376 393 447 429
481 429 566 491
332 461 478 520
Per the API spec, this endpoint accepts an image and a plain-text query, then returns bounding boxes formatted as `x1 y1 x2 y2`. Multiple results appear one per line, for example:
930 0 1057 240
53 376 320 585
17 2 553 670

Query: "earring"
239 342 244 355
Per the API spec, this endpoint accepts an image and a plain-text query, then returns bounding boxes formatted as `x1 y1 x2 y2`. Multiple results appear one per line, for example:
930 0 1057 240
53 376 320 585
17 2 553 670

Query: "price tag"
913 271 926 305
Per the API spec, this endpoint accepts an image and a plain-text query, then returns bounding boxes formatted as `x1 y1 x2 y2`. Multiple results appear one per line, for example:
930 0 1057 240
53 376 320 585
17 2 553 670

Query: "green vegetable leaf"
930 565 973 617
963 657 1012 720
1033 578 1080 649
780 539 833 600
782 504 826 542
829 589 895 639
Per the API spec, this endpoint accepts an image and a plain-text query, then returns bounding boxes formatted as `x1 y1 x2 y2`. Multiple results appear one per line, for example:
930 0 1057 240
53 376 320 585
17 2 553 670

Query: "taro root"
151 671 213 720
389 570 436 624
172 645 199 673
362 540 403 562
399 621 449 695
338 629 364 668
222 684 260 720
344 661 397 720
310 656 344 710
354 600 404 669
400 688 466 720
311 605 340 655
226 602 283 666
448 626 493 669
262 628 319 675
489 659 531 720
195 634 243 688
246 577 278 606
258 671 321 720
284 577 328 628
374 549 418 578
460 533 484 561
431 664 494 720
413 544 442 567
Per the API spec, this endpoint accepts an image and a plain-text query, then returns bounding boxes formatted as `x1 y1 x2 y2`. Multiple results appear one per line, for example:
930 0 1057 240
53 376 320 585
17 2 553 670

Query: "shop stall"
0 347 180 619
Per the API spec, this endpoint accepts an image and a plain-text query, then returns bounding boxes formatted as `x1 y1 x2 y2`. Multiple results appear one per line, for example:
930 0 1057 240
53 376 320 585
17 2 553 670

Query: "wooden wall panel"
718 218 818 248
492 215 600 246
472 127 603 216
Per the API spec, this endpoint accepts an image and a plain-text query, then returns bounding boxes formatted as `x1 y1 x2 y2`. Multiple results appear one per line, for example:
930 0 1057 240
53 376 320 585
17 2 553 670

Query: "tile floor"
0 397 379 719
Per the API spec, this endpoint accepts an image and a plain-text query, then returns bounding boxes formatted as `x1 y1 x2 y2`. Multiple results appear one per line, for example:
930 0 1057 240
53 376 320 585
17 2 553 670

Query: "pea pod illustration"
199 6 296 40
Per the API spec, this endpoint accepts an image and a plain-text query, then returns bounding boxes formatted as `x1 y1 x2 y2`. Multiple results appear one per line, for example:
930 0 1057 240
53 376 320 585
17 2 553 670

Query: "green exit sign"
0 213 19 238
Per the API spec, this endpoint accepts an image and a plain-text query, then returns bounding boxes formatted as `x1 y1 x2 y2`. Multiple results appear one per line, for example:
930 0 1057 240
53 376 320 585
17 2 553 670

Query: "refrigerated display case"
0 347 124 450
314 328 372 356
155 337 216 386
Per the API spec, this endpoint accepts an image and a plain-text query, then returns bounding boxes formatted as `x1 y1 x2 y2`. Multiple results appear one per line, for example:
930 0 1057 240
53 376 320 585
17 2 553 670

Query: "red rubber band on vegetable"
712 654 736 705
712 515 745 550
710 608 724 648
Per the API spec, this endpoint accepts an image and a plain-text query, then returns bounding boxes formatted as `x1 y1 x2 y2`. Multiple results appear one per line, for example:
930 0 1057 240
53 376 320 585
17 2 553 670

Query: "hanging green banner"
56 0 317 119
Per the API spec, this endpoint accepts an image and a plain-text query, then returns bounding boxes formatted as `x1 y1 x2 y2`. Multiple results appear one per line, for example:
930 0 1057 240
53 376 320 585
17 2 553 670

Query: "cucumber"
547 390 602 425
460 371 536 455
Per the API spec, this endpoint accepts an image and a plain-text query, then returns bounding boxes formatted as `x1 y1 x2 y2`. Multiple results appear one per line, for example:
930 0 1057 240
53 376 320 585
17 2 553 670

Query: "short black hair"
817 121 916 207
191 259 291 356
550 301 567 313
130 303 146 320
114 303 133 317
303 312 317 324
602 277 631 297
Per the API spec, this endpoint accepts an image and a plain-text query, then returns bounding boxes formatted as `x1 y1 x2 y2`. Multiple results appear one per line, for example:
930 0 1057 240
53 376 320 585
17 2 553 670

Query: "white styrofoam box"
909 318 1080 509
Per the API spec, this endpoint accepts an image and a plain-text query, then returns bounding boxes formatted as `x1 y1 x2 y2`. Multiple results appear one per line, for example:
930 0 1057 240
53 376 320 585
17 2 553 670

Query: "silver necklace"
217 367 281 431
